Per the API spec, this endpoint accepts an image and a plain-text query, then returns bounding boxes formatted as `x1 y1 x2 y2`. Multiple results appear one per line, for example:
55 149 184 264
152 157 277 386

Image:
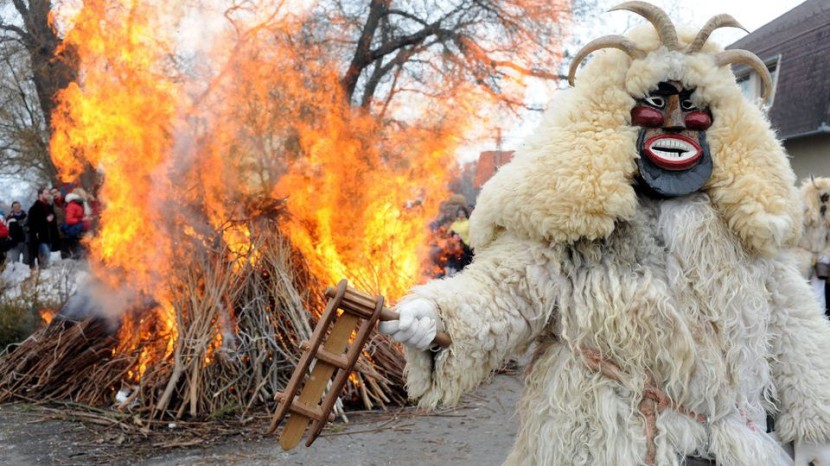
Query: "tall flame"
51 0 179 293
47 0 556 385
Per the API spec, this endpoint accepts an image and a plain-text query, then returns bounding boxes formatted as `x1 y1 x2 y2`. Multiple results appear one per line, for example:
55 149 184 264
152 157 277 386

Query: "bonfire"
0 0 460 426
0 221 409 422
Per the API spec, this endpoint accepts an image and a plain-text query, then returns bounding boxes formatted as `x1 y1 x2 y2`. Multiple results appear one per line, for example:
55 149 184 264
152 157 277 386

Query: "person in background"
50 187 68 259
6 201 28 264
28 187 58 270
61 191 86 258
446 207 473 275
792 176 830 316
0 214 9 266
71 188 95 232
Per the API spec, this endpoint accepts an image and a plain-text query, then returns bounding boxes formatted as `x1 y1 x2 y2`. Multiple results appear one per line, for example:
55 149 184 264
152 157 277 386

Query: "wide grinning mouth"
644 134 702 170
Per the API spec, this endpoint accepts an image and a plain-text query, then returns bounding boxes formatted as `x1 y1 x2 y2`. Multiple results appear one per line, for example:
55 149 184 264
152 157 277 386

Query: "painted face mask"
567 3 775 200
631 81 713 197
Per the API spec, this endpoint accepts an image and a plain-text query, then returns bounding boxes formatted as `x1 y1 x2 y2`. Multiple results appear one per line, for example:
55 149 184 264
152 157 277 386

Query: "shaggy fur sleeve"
401 233 558 409
767 258 830 444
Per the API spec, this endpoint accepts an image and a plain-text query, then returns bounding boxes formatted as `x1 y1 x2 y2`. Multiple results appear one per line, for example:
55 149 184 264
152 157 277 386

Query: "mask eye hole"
680 99 697 111
644 95 665 108
821 193 829 203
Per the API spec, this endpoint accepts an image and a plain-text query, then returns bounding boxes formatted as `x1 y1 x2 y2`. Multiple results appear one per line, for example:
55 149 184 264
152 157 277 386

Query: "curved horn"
687 14 747 53
714 49 773 103
812 174 819 189
609 1 680 51
568 35 646 86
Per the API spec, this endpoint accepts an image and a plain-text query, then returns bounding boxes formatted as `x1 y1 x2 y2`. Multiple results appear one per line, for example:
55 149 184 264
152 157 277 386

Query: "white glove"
794 441 830 466
378 298 439 351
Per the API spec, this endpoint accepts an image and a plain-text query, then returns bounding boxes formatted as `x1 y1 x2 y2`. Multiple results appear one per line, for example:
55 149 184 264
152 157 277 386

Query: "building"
473 150 515 190
728 0 830 180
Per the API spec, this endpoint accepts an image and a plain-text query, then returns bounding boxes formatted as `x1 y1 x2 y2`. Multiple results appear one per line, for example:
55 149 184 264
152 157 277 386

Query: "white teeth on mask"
649 138 696 161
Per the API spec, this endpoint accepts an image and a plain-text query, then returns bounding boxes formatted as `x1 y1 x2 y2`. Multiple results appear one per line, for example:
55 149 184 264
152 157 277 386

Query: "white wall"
785 133 830 181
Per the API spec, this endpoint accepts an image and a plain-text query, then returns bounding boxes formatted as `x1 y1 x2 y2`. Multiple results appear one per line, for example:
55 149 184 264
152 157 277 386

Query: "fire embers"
631 81 713 198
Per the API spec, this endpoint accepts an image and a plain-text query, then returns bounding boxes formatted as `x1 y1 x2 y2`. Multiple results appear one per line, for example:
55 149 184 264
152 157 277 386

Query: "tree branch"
369 22 443 61
0 23 32 45
340 0 390 101
361 44 421 108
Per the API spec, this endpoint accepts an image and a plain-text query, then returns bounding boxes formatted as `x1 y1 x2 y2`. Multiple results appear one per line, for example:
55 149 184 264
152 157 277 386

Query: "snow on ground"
0 255 90 309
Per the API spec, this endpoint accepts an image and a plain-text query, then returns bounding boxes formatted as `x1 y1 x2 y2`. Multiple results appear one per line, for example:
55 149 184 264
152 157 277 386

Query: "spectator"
5 201 28 264
28 187 59 270
0 215 9 266
50 187 68 258
449 207 471 246
61 192 86 258
71 188 95 231
446 207 473 275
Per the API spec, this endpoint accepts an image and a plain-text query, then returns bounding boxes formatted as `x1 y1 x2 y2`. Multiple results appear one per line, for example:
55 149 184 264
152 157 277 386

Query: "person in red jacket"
0 215 10 265
61 192 86 258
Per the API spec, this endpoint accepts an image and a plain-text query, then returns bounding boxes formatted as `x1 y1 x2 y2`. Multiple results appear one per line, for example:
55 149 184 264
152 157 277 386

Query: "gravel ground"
0 373 523 466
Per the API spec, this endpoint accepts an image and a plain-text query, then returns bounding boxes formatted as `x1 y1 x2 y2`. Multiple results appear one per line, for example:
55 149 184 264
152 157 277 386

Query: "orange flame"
51 0 179 295
46 0 550 383
40 309 56 326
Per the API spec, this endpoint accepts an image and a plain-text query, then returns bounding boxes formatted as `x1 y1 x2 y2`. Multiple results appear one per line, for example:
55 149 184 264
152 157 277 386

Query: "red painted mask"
630 81 714 198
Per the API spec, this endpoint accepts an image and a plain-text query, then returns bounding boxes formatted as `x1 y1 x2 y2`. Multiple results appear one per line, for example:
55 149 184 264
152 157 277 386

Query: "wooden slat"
277 311 360 450
300 341 350 369
275 393 327 421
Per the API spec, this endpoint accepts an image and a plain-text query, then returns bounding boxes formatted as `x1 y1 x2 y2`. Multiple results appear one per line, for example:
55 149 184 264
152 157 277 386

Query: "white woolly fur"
792 177 830 276
402 26 830 465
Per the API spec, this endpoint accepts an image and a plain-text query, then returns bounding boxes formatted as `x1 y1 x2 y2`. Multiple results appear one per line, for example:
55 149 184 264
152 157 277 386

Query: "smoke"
50 0 460 328
59 274 148 332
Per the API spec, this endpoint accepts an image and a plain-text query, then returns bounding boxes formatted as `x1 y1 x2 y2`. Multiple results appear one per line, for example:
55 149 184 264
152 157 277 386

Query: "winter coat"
61 196 86 238
0 221 8 253
6 210 27 246
65 199 85 227
399 25 830 466
28 200 59 248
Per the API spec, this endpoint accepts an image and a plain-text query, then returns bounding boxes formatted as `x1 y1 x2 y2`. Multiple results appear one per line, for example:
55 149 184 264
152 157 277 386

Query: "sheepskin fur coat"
398 26 830 466
792 177 830 311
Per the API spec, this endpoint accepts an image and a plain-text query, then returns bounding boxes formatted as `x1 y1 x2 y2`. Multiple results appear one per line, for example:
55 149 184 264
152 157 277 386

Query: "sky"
470 0 808 161
595 0 805 45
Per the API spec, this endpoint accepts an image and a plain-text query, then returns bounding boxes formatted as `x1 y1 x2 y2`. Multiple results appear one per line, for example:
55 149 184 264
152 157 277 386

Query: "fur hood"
801 177 830 231
469 26 801 257
797 176 830 256
65 192 83 203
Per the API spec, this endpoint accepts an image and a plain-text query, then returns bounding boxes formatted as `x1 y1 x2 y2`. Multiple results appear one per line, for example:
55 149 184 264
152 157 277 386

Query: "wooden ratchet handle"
327 285 452 348
379 308 452 348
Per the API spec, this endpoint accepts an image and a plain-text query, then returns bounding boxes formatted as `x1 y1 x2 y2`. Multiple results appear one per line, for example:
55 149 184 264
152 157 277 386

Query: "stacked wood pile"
0 224 406 424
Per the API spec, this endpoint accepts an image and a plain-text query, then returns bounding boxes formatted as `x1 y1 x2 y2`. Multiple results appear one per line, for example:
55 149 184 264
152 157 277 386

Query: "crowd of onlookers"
0 185 97 270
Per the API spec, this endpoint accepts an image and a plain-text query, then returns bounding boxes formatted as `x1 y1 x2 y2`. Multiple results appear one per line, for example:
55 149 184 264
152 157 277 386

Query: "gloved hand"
794 441 830 466
378 298 439 351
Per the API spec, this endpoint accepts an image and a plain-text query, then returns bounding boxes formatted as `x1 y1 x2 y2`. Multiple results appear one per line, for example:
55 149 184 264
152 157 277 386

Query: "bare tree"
308 0 583 113
0 0 79 185
0 28 52 182
1 0 77 131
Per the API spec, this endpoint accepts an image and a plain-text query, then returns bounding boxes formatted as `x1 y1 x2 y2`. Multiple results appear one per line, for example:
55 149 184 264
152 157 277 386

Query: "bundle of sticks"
0 317 129 404
0 225 407 423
